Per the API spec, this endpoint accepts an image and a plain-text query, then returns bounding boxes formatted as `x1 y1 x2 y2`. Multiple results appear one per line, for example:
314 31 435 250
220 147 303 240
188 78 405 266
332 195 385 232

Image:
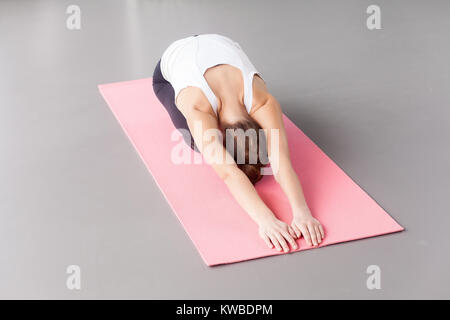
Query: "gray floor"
1 0 449 299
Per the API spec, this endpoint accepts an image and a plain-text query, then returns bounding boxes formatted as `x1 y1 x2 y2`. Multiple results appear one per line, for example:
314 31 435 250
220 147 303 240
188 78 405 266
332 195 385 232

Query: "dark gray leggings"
152 59 199 152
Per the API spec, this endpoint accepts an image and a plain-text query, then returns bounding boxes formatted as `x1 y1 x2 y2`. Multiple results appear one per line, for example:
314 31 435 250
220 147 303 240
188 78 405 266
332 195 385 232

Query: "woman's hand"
291 208 324 247
258 215 298 252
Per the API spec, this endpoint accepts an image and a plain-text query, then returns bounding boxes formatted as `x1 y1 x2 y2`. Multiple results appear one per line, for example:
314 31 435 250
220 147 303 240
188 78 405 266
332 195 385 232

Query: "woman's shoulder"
176 86 216 117
249 75 273 114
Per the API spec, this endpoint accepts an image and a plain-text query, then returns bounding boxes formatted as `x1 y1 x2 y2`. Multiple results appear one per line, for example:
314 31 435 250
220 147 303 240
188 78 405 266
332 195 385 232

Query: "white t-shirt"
160 34 262 114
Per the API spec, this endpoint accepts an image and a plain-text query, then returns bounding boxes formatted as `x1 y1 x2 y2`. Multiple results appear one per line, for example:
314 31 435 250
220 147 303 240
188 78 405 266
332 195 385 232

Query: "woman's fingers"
287 225 297 239
299 225 312 246
319 224 325 239
262 221 325 252
275 233 290 252
291 224 302 239
261 233 273 249
281 230 298 250
314 226 322 244
307 224 318 246
269 235 282 252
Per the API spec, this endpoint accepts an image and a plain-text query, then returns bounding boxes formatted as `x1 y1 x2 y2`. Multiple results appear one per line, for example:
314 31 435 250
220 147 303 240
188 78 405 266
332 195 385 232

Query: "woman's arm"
176 88 297 252
252 94 325 246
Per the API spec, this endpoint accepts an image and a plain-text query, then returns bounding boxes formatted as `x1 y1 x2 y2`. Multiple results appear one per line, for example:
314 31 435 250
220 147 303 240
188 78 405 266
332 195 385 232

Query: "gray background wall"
0 0 449 299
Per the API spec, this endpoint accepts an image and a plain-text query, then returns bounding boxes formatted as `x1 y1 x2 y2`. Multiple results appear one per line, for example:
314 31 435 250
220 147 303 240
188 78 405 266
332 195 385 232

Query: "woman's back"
160 34 262 115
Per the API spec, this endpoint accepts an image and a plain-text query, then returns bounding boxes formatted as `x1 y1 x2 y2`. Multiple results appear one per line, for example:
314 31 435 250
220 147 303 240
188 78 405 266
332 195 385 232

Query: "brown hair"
222 117 267 184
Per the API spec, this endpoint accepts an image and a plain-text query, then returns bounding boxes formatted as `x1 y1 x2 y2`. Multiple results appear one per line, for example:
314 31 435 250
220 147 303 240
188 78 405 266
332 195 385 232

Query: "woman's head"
220 115 267 184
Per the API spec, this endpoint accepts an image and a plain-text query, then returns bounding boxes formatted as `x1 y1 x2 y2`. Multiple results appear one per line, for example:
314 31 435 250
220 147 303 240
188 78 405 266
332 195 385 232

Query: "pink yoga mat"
98 78 404 266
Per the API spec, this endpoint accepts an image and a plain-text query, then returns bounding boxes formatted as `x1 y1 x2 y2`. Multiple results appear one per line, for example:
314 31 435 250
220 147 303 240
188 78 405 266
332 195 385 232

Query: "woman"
153 34 324 252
